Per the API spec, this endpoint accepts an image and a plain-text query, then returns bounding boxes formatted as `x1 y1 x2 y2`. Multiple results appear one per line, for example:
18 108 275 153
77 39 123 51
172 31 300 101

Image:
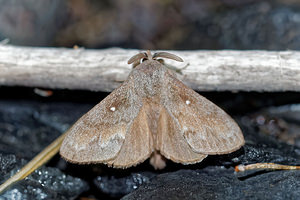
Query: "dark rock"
0 154 17 178
122 167 300 200
250 104 300 148
201 115 300 168
0 100 91 159
0 100 92 199
121 107 300 200
0 153 23 184
94 172 156 197
1 91 300 199
1 166 88 200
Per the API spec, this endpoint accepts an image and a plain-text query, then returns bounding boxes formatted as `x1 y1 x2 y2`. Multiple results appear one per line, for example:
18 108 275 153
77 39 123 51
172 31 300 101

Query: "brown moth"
60 50 245 169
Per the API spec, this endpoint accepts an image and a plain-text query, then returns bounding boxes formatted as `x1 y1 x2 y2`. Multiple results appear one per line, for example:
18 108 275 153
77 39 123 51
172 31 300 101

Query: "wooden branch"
0 45 299 92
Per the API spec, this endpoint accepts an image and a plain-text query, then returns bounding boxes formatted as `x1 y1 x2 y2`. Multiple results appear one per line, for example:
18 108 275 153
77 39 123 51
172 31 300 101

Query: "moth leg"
149 150 167 170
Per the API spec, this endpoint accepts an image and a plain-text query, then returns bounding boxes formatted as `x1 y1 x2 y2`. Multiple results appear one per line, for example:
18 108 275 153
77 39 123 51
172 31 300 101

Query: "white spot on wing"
186 100 191 105
110 107 116 111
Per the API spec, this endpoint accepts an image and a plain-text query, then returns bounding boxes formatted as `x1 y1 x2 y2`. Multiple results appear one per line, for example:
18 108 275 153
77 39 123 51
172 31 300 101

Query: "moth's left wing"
60 79 153 167
162 72 244 155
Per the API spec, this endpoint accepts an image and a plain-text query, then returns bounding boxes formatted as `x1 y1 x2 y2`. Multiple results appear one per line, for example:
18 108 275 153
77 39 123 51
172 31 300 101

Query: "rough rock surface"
0 166 88 200
1 90 300 199
0 99 92 199
121 111 300 200
122 167 300 200
94 172 156 197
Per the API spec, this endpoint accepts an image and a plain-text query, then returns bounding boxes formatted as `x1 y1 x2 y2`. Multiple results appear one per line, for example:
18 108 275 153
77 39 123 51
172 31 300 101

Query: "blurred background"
1 0 300 50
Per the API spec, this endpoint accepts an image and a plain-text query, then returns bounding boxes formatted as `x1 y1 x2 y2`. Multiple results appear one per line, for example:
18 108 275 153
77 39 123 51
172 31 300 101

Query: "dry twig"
0 45 300 92
235 163 300 172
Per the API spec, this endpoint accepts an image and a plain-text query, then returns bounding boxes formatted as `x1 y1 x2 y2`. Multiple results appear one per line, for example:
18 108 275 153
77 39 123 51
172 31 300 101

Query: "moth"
60 50 245 169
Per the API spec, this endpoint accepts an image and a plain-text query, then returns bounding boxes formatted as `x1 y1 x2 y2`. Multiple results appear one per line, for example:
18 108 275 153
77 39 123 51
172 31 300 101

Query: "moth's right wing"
60 80 153 167
161 72 244 156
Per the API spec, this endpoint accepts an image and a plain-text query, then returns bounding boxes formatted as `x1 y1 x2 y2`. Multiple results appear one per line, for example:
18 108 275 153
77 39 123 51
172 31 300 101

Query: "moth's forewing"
161 71 245 155
60 80 144 164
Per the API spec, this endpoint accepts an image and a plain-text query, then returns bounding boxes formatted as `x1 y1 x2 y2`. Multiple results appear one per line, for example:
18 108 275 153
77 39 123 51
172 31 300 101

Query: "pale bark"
0 45 299 92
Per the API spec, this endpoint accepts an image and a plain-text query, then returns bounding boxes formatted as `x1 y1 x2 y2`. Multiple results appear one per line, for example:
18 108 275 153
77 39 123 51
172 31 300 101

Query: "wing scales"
162 72 244 155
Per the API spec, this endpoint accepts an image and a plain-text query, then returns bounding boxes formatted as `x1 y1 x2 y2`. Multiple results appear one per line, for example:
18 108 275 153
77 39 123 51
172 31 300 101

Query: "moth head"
128 50 183 67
